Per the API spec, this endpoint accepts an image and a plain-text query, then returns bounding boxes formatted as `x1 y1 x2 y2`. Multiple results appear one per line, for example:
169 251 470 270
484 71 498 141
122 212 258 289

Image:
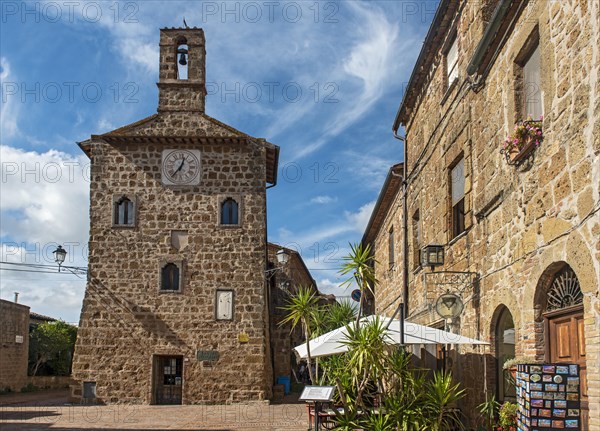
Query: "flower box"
502 117 543 164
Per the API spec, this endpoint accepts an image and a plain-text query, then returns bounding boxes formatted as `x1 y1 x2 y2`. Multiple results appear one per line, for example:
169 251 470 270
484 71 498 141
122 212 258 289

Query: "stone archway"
490 305 516 403
534 262 587 430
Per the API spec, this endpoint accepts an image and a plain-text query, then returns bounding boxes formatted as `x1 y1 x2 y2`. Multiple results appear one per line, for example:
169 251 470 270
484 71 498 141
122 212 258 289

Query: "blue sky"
0 0 437 322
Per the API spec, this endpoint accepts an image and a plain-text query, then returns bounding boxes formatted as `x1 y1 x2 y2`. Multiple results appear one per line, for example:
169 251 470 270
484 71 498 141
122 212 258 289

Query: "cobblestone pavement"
0 391 310 431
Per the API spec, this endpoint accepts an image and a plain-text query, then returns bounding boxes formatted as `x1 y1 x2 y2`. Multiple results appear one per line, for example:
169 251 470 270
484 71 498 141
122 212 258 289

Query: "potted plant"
502 117 543 163
497 402 518 431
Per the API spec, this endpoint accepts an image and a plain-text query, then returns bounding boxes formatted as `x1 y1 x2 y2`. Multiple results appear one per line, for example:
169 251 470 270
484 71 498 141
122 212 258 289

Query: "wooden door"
153 356 183 405
547 306 587 430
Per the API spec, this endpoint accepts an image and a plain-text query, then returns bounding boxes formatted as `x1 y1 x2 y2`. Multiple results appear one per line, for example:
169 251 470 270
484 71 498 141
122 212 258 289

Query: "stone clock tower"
72 27 279 404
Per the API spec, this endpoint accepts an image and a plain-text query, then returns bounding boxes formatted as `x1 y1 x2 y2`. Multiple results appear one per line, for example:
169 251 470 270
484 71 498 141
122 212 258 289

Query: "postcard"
538 419 551 427
567 377 579 385
545 401 552 408
532 408 538 415
555 400 567 408
556 365 569 374
567 409 579 417
569 365 578 375
554 393 566 400
553 409 566 418
543 374 553 382
566 419 578 428
532 419 538 427
552 419 565 428
559 385 565 392
530 365 542 373
539 409 551 417
530 383 543 391
567 393 578 401
532 391 544 398
531 399 543 408
543 392 554 400
545 383 558 392
543 365 556 374
567 383 579 393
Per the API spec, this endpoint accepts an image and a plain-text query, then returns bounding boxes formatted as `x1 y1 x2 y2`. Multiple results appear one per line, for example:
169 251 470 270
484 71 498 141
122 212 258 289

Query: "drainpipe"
393 130 409 318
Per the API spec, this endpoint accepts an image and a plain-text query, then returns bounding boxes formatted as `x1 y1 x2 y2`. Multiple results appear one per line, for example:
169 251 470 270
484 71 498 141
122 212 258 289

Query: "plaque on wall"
196 350 219 362
516 364 580 431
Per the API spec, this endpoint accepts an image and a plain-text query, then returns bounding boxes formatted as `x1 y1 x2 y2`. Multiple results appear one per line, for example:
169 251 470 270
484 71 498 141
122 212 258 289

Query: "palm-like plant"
340 242 377 326
325 300 357 332
279 285 320 383
341 316 390 408
425 371 466 431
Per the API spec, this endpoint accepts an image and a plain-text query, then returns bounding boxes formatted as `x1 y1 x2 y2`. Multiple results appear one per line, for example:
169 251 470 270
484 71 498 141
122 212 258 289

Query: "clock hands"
172 158 186 178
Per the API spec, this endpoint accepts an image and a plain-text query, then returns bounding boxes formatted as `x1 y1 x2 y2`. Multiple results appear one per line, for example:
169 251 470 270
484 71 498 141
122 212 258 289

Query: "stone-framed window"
112 195 136 227
450 157 466 239
445 33 459 87
514 27 542 121
412 209 421 270
218 195 242 227
159 260 184 292
388 227 395 270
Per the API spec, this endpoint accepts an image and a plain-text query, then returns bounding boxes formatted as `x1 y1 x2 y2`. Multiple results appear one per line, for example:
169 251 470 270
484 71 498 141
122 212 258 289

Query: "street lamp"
53 245 67 271
276 249 290 265
421 244 444 270
266 249 290 278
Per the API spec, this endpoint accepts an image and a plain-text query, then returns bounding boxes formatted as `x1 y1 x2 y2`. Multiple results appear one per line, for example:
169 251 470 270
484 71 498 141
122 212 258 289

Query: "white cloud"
0 145 90 322
310 195 337 205
344 201 376 233
0 58 20 140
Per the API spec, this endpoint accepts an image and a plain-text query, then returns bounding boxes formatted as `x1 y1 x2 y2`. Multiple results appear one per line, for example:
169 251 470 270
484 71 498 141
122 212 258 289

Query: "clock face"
161 149 201 185
216 290 233 320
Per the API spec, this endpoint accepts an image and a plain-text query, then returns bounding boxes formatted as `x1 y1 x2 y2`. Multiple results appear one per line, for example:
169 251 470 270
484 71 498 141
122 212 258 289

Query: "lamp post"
53 245 67 272
266 249 290 279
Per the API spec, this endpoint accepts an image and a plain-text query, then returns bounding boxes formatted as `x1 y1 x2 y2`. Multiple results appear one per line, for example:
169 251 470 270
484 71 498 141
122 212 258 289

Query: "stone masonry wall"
72 134 272 404
398 0 599 428
0 300 30 392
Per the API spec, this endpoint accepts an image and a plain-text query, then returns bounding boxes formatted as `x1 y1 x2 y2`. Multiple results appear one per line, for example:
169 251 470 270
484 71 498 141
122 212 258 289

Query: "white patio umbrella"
293 315 489 359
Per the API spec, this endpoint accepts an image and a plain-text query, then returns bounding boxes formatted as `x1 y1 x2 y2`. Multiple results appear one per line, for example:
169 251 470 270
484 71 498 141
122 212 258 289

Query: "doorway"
152 355 183 405
543 266 587 430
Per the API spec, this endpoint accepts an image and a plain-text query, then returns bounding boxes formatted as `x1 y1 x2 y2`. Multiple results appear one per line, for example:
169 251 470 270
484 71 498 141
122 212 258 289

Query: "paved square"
0 391 309 431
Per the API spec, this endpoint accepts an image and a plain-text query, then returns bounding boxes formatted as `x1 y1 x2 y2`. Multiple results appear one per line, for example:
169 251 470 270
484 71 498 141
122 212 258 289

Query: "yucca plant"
339 242 377 327
424 371 466 431
279 285 320 383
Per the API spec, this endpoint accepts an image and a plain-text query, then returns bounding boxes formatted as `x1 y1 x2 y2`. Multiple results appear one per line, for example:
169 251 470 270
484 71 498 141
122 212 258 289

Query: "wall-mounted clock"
161 149 201 186
216 290 233 320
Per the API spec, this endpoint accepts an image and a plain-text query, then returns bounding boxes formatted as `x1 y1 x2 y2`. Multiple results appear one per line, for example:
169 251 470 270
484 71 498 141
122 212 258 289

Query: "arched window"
221 198 239 225
495 307 516 402
546 266 583 312
161 263 180 291
176 40 188 80
114 196 134 226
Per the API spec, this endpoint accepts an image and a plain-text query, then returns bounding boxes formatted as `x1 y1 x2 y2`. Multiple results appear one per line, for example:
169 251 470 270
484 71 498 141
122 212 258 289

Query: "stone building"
361 163 404 316
0 299 30 391
267 243 316 384
382 0 598 429
71 27 281 405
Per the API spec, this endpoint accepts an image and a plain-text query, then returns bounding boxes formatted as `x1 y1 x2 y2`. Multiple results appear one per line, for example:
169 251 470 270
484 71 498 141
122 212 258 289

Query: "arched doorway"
494 306 516 402
538 264 587 430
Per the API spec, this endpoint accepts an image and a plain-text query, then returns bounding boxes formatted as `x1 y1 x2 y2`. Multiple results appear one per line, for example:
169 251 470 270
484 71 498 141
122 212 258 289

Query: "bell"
178 52 187 66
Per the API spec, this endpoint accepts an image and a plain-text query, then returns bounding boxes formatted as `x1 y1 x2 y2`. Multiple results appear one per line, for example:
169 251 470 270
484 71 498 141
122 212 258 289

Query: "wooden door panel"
548 310 587 431
577 316 586 358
